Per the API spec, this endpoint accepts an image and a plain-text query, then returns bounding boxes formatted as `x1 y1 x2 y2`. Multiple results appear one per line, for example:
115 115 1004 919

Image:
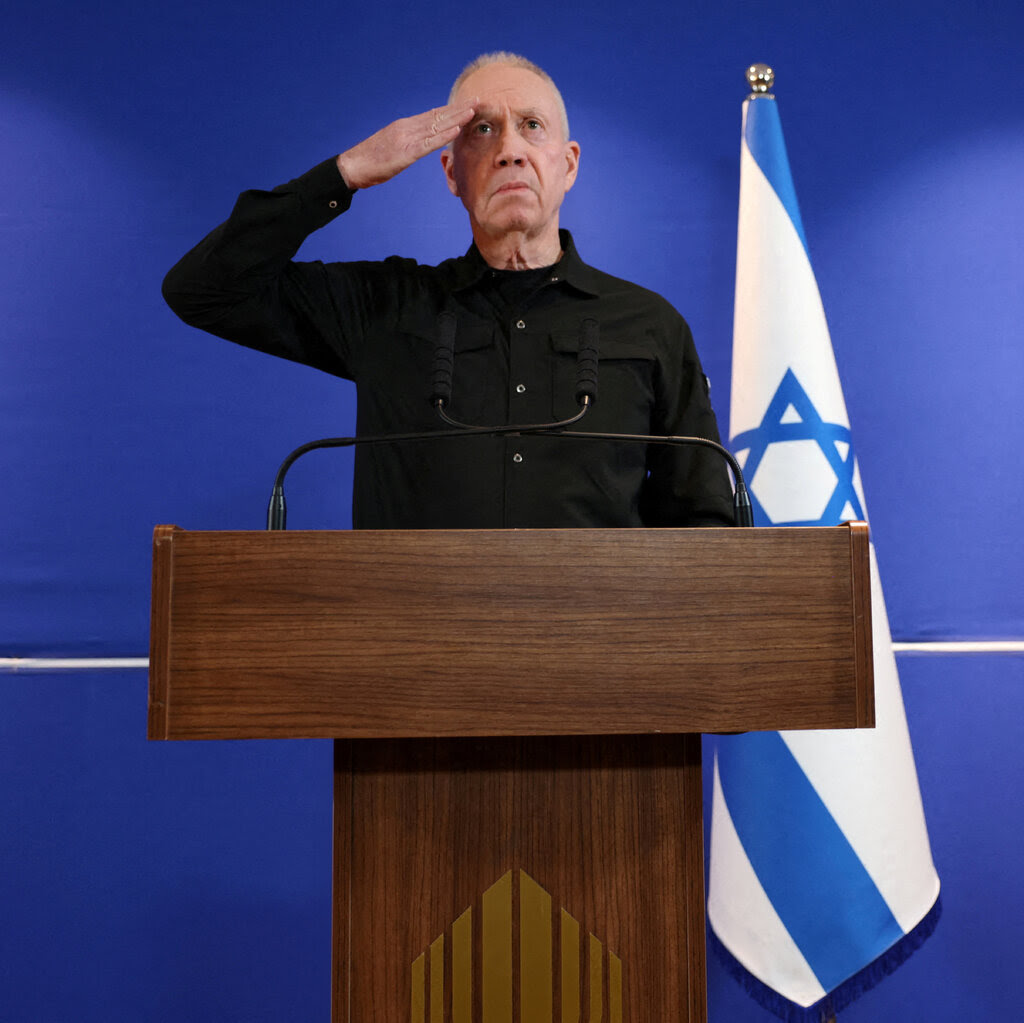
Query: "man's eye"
475 123 492 134
525 119 541 130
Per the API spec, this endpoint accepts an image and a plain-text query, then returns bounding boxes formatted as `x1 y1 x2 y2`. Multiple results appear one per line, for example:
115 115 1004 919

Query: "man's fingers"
431 100 477 127
409 100 476 155
417 120 467 154
421 102 476 138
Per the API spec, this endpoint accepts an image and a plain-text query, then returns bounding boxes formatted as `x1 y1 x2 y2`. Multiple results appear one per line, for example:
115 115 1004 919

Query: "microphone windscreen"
575 318 599 405
431 311 457 405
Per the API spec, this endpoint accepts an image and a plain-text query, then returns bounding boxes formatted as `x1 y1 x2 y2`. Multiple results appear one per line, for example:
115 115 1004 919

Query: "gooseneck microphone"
432 313 597 429
266 313 753 529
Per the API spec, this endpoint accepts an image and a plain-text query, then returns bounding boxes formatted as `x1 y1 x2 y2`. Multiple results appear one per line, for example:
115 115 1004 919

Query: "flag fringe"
709 896 942 1022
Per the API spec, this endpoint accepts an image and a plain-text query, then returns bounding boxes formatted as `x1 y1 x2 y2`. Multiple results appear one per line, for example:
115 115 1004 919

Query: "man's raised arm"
161 101 474 367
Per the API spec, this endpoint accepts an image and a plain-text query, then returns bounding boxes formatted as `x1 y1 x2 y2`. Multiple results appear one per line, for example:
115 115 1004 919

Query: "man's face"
441 64 580 244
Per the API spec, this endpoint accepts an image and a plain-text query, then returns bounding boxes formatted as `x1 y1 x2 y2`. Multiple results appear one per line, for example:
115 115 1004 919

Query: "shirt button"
550 275 559 282
328 200 338 209
515 383 526 394
515 319 526 329
512 452 523 463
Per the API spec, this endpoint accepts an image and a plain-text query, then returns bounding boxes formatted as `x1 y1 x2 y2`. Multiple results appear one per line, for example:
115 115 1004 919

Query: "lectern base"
332 734 707 1023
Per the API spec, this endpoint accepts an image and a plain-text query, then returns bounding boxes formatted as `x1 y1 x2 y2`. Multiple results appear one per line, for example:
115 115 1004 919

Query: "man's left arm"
639 316 735 527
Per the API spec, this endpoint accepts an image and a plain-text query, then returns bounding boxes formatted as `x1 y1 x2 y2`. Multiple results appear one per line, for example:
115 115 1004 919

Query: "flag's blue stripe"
716 732 905 991
744 98 809 256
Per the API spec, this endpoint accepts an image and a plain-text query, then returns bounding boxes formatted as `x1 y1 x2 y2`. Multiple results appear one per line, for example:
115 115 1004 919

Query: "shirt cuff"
289 157 356 224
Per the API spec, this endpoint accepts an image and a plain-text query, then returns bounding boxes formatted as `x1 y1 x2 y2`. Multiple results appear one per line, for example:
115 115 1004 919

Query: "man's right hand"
336 101 476 190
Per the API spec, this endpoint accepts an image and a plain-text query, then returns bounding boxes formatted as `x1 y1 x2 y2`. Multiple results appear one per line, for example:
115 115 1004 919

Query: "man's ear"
563 141 581 193
440 149 460 197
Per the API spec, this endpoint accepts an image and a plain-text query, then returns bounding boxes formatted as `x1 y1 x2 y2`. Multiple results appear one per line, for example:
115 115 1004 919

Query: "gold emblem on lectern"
411 869 622 1022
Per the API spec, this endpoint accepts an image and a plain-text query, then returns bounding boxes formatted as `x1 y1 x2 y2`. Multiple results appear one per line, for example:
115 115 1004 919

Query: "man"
163 52 734 528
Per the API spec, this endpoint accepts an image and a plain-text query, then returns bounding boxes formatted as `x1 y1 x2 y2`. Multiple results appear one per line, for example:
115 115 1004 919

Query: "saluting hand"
336 101 476 190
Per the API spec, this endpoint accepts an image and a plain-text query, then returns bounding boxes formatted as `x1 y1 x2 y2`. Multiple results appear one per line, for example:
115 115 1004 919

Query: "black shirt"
163 158 734 529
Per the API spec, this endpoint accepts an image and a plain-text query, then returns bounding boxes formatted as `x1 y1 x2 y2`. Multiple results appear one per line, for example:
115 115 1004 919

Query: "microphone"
430 311 457 408
575 317 599 407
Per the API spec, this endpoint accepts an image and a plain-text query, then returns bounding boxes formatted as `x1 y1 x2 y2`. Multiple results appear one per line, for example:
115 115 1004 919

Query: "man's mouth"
495 182 531 194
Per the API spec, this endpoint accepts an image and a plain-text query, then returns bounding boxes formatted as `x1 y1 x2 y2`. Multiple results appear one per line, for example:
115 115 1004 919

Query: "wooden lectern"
149 523 873 1023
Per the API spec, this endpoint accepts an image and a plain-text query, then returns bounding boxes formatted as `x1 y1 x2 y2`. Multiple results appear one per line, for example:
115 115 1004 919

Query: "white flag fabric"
707 92 941 1020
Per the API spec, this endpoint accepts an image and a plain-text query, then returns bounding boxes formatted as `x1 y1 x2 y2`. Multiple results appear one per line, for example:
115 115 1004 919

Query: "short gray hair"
449 52 570 139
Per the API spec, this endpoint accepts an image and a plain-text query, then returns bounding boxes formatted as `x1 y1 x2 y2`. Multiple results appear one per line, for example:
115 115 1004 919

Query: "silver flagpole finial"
746 63 775 98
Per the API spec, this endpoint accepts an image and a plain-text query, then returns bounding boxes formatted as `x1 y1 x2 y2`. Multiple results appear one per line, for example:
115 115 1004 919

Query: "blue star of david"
731 368 864 526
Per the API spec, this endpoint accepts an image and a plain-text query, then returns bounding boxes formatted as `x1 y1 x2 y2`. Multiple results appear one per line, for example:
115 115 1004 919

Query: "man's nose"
494 125 525 166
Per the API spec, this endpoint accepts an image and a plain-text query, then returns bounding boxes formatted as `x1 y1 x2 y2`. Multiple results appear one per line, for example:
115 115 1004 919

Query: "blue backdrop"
3 0 1022 1018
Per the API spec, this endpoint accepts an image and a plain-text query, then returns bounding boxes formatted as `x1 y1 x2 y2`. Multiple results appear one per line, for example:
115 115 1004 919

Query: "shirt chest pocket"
550 334 658 433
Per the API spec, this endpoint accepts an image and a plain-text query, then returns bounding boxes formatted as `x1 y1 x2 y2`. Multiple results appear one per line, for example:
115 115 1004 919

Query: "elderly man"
163 52 733 528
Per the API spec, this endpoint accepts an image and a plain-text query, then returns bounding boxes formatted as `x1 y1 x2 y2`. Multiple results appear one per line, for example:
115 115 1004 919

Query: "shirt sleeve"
161 158 368 379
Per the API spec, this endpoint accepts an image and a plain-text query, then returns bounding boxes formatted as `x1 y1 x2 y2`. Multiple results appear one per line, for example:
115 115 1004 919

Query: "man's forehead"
471 98 550 120
455 64 558 107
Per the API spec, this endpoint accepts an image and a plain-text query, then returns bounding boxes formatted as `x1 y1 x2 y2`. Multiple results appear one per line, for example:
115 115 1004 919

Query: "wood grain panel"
148 525 873 739
333 735 705 1022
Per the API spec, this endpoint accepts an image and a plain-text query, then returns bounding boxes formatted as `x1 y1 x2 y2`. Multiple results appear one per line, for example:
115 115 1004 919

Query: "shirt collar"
448 229 602 297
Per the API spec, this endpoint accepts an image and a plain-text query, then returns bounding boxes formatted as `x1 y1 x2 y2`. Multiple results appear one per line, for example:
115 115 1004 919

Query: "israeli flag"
707 86 941 1020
